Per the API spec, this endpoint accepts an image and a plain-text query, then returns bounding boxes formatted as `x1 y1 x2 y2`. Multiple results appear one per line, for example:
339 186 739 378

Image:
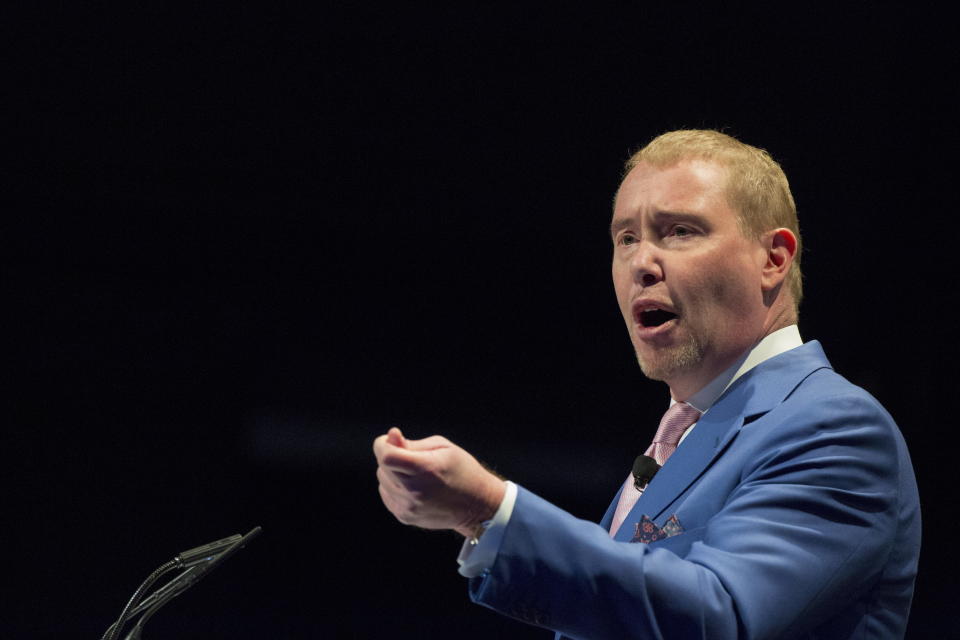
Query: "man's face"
611 159 771 399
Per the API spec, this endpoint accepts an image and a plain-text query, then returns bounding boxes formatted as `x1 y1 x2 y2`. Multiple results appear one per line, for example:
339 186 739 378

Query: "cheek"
612 268 631 310
708 275 735 305
686 264 753 315
705 267 762 326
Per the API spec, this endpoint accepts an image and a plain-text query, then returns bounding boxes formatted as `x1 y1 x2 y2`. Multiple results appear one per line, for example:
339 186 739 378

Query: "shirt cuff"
456 480 517 578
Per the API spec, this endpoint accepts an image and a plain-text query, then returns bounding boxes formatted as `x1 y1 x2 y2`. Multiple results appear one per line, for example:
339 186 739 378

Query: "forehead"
613 159 732 220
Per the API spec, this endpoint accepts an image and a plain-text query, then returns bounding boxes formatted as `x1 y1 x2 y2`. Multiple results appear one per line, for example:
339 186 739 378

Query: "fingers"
372 429 409 463
380 427 452 452
374 428 451 465
377 481 409 524
373 427 404 457
377 461 430 526
374 429 436 479
374 429 504 532
376 465 401 491
378 445 432 474
386 426 406 447
402 435 452 451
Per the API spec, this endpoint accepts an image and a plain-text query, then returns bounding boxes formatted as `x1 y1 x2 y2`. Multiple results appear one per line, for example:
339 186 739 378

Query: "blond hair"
625 129 803 310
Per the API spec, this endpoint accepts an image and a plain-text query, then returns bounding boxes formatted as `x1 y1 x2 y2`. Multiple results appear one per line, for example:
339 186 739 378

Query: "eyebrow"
609 218 633 238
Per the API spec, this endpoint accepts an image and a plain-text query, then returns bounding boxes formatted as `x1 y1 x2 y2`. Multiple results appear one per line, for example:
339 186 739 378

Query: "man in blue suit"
373 130 920 638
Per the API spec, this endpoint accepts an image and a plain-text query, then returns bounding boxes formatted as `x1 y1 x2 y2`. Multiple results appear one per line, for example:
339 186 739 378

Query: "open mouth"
639 308 678 327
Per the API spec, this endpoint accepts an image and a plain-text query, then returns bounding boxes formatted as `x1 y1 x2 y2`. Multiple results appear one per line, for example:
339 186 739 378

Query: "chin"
635 340 704 382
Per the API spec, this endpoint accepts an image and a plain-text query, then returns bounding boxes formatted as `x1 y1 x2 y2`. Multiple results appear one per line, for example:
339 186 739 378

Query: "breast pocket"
648 525 706 558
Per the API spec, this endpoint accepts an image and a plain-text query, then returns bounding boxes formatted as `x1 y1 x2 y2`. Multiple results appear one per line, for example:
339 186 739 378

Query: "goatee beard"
636 336 705 382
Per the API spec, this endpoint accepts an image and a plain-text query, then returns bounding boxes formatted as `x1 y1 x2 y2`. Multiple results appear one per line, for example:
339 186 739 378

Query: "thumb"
386 426 407 448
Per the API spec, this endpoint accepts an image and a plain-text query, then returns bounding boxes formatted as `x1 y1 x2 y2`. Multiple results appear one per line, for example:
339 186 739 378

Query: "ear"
760 228 797 292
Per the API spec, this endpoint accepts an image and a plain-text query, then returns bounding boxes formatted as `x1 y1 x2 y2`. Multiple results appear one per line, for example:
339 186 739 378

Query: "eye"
617 232 638 246
669 225 693 238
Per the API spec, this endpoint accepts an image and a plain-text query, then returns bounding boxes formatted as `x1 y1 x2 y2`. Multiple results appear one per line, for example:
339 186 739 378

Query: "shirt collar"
680 325 803 414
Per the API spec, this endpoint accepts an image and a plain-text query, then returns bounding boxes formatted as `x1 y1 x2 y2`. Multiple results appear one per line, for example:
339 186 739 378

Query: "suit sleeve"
467 390 918 640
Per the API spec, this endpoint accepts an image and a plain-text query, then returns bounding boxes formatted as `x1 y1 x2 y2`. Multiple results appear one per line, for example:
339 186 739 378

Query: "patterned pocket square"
631 514 684 544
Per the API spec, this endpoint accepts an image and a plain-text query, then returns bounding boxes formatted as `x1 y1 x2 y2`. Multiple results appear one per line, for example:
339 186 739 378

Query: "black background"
6 3 956 638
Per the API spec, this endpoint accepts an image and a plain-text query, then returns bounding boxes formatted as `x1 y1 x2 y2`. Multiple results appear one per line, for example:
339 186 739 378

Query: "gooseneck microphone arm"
102 526 261 640
102 560 181 640
122 527 262 640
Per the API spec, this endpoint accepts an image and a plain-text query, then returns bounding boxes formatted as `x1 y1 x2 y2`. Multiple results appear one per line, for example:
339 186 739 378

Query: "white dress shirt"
458 325 804 577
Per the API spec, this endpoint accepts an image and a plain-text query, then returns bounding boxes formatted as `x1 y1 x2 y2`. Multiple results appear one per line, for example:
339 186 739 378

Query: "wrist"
455 475 506 538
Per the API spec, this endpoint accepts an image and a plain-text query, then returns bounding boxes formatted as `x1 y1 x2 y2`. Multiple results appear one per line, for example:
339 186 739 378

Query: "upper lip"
631 298 677 324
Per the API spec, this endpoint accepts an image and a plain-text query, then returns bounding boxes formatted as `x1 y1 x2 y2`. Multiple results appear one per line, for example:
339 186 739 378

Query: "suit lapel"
627 399 746 526
613 341 833 538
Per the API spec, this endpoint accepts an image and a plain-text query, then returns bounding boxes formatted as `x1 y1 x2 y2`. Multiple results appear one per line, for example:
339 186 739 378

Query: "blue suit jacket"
468 342 920 639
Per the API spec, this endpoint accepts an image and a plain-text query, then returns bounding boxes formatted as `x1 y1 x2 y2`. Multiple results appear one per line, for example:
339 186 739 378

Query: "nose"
630 240 663 287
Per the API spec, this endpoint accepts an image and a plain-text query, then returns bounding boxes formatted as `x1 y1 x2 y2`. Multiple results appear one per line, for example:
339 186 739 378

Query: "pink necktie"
609 402 702 537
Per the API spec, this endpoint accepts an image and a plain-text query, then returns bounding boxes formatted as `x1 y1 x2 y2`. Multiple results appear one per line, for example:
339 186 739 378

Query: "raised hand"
373 427 506 537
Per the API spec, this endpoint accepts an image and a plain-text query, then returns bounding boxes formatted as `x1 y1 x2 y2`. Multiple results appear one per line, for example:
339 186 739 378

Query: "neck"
669 323 802 405
668 352 743 402
762 291 798 336
668 295 797 401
